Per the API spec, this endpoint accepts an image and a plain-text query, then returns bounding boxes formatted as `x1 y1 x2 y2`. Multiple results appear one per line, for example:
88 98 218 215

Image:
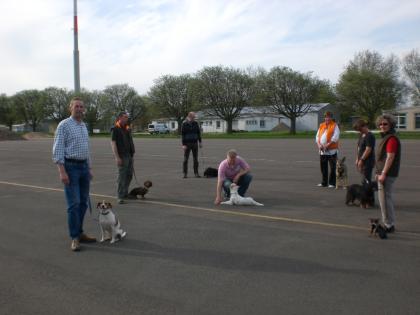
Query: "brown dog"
128 180 153 199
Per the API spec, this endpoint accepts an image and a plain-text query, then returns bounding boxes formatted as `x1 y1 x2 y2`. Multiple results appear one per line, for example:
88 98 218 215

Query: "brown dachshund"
128 180 153 199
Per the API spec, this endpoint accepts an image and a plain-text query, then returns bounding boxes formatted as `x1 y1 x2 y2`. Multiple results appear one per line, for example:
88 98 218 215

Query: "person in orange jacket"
315 111 340 188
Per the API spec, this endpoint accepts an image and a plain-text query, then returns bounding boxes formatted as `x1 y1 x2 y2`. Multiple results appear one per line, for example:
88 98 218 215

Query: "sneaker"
328 185 335 188
118 199 125 204
317 183 327 187
79 233 96 243
71 239 80 252
194 174 201 178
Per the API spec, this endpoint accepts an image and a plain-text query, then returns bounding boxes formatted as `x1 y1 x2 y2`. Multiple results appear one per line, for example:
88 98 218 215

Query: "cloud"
1 0 419 95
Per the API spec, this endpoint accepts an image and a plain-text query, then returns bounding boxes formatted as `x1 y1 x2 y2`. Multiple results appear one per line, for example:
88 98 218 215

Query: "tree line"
0 49 419 134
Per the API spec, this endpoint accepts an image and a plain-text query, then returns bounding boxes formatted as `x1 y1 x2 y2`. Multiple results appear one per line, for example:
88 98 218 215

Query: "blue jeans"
223 173 253 197
64 161 90 239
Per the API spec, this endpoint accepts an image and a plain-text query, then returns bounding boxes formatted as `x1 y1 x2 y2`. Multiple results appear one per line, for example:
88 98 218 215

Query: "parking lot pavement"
1 138 419 315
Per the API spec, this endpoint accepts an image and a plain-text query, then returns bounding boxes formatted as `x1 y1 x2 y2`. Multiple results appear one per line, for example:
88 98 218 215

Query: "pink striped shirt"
218 156 250 181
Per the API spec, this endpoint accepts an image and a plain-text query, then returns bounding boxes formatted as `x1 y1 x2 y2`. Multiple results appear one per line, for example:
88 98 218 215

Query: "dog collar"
100 210 110 215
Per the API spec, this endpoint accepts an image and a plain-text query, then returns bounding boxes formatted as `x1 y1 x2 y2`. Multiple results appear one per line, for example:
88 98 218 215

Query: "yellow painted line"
143 200 366 231
1 180 417 236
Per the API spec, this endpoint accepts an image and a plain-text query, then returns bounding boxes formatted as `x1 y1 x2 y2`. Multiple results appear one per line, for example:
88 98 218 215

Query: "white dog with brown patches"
97 201 127 243
221 183 264 206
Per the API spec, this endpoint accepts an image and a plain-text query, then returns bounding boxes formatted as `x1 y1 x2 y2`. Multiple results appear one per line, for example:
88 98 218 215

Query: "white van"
148 123 170 134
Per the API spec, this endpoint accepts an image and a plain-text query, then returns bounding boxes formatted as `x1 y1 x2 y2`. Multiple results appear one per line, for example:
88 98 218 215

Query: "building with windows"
151 103 339 133
197 107 282 133
387 106 420 131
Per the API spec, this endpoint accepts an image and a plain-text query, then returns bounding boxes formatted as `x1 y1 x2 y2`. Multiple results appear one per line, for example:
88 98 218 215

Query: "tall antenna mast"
73 0 81 93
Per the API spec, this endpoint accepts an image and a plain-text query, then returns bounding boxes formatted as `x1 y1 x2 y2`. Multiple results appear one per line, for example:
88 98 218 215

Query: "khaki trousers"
378 176 397 228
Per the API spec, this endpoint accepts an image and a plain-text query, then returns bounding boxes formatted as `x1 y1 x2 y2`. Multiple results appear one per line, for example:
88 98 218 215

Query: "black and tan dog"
128 180 153 199
346 179 378 208
369 218 387 239
335 156 348 189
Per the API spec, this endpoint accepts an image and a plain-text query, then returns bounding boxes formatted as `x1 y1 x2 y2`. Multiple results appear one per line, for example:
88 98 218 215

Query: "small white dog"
221 183 264 206
97 200 127 244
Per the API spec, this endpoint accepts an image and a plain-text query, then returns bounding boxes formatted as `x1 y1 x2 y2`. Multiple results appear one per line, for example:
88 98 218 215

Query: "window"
260 120 265 128
171 122 175 129
415 113 420 129
216 121 221 129
396 113 406 129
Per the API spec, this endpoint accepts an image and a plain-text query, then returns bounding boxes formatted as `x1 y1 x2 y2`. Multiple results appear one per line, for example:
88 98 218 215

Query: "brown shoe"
79 233 96 243
71 239 80 251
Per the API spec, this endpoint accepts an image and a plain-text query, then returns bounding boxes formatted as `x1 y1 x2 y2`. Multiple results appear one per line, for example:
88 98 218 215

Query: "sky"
1 0 419 96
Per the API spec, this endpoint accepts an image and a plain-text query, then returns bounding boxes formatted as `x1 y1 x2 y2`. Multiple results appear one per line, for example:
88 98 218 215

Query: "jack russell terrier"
97 200 127 243
221 183 264 206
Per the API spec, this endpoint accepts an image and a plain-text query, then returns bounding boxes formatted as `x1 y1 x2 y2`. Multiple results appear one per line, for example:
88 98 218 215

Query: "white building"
285 103 340 131
152 103 338 133
199 107 284 133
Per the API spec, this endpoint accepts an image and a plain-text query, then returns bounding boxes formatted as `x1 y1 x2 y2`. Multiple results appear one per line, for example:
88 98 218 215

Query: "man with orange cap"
315 111 340 188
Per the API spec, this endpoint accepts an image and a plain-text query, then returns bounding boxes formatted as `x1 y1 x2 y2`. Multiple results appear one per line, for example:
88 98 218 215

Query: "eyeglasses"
379 123 389 126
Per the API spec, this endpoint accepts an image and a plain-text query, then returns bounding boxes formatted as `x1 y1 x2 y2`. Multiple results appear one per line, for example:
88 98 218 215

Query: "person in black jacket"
353 119 375 182
181 112 202 178
111 112 135 204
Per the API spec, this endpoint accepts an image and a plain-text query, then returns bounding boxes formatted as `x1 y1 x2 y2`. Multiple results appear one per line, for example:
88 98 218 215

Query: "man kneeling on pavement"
215 149 252 205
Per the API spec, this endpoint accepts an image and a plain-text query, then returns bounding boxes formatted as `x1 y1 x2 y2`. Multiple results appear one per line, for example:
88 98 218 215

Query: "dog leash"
87 195 99 222
88 196 93 215
132 160 140 186
199 145 205 174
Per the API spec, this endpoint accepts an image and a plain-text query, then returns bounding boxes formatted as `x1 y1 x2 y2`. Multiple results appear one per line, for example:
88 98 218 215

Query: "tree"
313 80 337 104
44 87 72 124
336 50 402 127
0 94 19 130
259 66 323 134
102 84 146 125
402 49 420 105
13 90 47 132
196 66 254 133
148 74 196 134
76 89 104 134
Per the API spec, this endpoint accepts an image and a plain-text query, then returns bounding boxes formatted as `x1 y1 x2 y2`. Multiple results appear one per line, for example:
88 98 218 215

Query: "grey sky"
1 0 419 95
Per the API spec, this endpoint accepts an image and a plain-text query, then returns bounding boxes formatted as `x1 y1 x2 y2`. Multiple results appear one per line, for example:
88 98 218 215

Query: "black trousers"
183 143 199 175
361 163 374 183
320 153 337 186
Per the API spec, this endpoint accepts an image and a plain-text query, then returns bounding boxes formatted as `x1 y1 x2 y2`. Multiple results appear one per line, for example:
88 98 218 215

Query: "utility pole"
73 0 81 93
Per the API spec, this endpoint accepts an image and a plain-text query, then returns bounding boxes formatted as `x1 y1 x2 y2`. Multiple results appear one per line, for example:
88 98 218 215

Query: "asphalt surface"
0 137 419 315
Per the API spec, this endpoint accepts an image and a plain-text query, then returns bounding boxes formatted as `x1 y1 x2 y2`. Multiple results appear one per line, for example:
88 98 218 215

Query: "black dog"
203 167 218 178
128 180 153 199
346 180 378 208
369 218 387 239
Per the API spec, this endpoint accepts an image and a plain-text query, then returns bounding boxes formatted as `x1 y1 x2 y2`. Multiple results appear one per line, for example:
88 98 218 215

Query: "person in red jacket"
375 114 401 233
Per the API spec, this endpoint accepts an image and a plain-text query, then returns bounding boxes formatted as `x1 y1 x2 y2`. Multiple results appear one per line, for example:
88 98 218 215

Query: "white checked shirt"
53 117 91 165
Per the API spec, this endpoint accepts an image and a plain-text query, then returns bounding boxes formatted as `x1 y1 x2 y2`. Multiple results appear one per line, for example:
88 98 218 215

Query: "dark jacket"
111 125 135 157
181 120 202 146
375 132 401 177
